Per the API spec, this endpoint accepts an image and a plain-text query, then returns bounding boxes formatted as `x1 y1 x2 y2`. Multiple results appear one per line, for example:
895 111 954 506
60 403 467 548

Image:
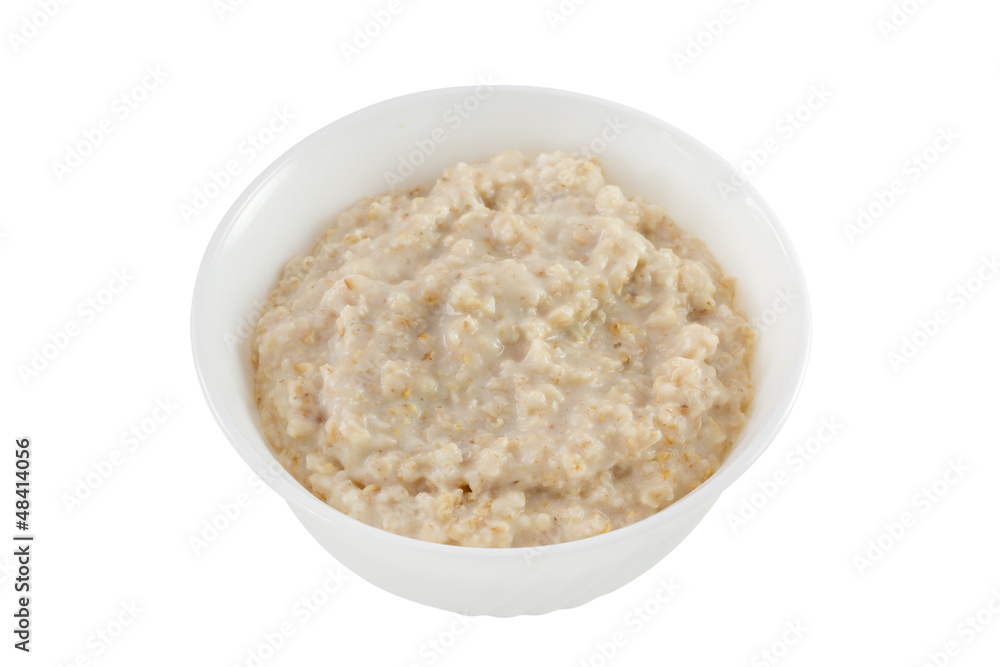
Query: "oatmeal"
252 150 754 547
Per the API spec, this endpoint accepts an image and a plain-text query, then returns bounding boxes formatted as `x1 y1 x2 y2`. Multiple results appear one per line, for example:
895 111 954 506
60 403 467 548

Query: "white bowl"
191 86 811 616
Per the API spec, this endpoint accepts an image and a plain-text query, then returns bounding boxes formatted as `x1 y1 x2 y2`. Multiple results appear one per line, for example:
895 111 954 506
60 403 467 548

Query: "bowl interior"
192 86 810 544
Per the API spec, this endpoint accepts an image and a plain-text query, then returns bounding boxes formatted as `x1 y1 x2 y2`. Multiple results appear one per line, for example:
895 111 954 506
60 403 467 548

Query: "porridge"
252 150 754 547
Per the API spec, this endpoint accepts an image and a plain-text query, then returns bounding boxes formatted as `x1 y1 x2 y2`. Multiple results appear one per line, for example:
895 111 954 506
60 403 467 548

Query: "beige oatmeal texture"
252 150 754 547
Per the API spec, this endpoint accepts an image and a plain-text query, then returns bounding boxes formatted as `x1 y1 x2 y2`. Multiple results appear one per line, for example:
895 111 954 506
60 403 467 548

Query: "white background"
3 0 999 665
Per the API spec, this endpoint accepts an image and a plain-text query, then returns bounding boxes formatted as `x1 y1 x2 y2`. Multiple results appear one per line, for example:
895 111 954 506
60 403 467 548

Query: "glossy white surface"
191 86 811 616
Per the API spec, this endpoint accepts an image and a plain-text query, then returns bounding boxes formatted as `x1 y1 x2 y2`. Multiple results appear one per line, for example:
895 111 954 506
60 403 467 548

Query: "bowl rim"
191 84 812 559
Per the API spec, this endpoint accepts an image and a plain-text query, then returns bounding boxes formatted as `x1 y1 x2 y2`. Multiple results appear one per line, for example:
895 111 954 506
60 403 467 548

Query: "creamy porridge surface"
252 150 754 547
